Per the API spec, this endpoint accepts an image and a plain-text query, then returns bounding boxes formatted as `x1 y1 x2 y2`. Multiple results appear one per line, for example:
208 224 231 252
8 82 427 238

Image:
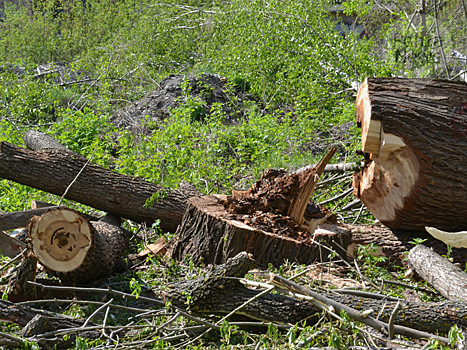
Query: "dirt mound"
111 74 256 134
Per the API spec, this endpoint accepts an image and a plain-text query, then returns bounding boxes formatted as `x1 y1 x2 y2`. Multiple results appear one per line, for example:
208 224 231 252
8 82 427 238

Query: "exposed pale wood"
408 244 467 301
28 208 127 284
0 141 197 232
354 77 467 231
425 226 467 248
288 146 336 224
171 195 352 267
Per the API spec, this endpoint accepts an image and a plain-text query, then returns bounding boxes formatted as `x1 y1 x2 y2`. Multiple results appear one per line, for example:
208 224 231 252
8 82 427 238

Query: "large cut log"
171 195 351 267
353 78 467 231
28 208 127 284
0 142 200 232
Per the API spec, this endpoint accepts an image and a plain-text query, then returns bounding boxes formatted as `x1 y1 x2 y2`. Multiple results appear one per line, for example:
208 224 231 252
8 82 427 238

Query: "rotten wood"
170 194 351 267
408 244 467 301
0 141 199 232
28 208 127 284
353 78 467 231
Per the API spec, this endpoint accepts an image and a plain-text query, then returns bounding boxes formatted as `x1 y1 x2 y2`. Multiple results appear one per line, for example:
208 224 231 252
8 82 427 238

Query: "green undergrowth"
0 0 465 347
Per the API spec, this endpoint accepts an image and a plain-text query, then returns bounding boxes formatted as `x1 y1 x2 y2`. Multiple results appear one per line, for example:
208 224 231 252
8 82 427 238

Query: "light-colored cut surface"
30 209 92 272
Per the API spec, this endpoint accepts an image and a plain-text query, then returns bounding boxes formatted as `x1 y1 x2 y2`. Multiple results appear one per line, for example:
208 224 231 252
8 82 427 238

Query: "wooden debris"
353 77 467 231
0 231 25 258
408 244 467 301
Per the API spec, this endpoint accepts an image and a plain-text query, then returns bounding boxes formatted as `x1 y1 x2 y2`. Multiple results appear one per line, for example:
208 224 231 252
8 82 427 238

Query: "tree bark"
170 195 351 267
0 206 64 232
0 141 199 232
28 208 127 284
408 244 467 301
347 224 467 265
166 252 467 335
353 78 467 231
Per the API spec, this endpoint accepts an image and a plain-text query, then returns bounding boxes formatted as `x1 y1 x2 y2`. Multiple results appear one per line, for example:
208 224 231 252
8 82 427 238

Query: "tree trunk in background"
0 142 199 232
353 78 467 231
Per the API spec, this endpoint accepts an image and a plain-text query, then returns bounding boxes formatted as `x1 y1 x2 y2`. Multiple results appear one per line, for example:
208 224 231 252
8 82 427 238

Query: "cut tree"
353 77 467 231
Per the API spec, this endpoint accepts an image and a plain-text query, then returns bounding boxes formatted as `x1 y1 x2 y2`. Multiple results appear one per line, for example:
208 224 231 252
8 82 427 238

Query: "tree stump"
170 194 351 267
353 78 467 231
28 208 127 284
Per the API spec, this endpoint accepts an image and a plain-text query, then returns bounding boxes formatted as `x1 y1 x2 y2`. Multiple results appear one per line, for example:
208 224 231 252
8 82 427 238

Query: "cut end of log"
29 209 92 272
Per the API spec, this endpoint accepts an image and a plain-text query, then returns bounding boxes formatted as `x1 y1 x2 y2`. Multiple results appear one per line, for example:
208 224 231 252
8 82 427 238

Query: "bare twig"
433 0 451 79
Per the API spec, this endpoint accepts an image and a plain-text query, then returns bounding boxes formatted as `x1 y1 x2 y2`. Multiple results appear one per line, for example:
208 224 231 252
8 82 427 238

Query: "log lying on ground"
166 252 467 336
408 244 467 301
0 206 65 232
353 78 467 231
0 141 200 232
0 299 99 348
28 208 127 284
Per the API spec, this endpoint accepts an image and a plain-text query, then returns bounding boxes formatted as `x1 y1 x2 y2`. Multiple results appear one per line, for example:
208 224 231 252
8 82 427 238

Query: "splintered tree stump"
353 78 467 231
171 195 351 267
28 208 127 284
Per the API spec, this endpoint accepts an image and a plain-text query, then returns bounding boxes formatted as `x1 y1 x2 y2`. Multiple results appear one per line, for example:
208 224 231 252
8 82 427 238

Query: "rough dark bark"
408 244 467 301
0 141 198 232
166 252 320 324
347 224 467 265
170 195 351 267
353 78 467 231
166 252 467 335
28 208 127 284
0 206 63 232
0 299 99 348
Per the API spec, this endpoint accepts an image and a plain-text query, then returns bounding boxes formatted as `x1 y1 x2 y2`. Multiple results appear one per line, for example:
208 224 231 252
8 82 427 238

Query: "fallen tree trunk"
166 252 467 336
28 208 127 284
408 244 467 301
0 141 200 232
353 78 467 231
0 206 64 232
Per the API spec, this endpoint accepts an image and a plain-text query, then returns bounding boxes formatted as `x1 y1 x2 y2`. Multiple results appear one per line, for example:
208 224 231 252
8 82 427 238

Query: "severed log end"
29 208 92 273
353 77 467 231
28 208 127 284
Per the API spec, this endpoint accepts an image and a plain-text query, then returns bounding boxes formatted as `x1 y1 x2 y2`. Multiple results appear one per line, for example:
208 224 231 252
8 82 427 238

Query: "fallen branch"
408 244 467 301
